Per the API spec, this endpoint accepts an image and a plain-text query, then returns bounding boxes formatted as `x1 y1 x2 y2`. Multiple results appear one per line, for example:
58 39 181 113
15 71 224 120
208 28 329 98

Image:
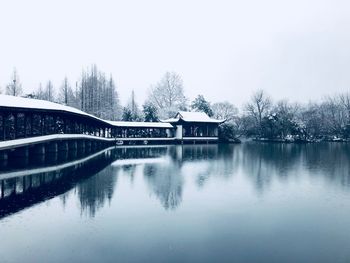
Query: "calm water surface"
0 143 350 263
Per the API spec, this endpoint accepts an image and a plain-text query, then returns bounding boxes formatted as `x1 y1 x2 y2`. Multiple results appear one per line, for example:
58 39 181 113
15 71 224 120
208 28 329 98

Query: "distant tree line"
241 90 350 141
2 67 350 141
187 89 350 141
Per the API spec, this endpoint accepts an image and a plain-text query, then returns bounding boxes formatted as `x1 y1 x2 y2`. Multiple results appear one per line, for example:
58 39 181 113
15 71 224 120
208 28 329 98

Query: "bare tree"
45 80 55 102
6 68 23 96
59 77 70 105
34 83 45 99
272 100 300 138
212 101 238 122
78 65 121 120
339 92 350 124
244 90 272 137
299 102 324 138
321 96 345 136
148 72 187 118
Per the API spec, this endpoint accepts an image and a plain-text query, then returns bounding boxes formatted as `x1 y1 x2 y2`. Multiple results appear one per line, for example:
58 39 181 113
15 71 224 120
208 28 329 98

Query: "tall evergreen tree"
191 95 213 116
122 107 133 121
124 90 142 121
143 102 159 122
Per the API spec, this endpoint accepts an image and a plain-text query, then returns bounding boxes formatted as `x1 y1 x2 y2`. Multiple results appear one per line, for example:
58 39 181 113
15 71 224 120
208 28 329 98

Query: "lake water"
0 143 350 263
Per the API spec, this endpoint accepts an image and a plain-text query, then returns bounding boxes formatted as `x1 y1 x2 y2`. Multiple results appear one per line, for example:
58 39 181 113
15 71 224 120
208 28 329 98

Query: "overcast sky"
0 0 349 108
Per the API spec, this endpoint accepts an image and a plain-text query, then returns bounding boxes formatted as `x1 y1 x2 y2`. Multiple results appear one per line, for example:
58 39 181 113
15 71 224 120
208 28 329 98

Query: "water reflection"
1 143 350 219
0 148 116 218
77 166 117 217
143 160 183 210
0 146 170 218
241 143 350 192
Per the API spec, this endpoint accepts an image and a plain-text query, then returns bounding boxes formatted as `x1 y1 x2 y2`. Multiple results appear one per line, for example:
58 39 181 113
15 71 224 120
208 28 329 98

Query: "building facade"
0 95 224 145
162 111 224 142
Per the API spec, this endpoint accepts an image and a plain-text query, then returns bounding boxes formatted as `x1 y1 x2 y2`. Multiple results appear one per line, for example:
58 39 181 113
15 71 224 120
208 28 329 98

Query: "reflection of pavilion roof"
162 111 225 124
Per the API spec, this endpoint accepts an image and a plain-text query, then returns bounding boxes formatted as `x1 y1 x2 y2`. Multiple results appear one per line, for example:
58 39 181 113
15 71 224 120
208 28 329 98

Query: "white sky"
0 0 350 108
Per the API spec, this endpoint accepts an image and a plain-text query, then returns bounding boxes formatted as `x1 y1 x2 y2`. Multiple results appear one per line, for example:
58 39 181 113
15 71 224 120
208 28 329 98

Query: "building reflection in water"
1 143 350 219
0 148 117 218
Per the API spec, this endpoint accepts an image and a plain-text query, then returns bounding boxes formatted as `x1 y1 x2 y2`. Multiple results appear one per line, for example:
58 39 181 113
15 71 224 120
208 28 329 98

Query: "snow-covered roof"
106 121 173 128
162 118 179 123
162 111 224 123
0 95 174 129
0 94 105 123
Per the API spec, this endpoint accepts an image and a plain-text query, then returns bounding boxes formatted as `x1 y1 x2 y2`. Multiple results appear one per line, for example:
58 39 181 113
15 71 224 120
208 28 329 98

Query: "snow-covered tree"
143 102 159 122
148 72 188 118
122 107 133 121
339 92 350 124
124 90 142 121
191 95 213 116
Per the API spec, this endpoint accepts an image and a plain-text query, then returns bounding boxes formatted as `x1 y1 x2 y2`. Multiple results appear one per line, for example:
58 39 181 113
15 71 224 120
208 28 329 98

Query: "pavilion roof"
162 111 225 124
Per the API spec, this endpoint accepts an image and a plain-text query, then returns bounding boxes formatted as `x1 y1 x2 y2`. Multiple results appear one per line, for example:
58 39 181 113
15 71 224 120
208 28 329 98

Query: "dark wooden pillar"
72 120 75 134
54 115 58 134
23 176 26 192
40 114 44 136
62 117 66 134
23 113 27 138
30 113 34 136
14 113 18 139
13 179 16 195
1 180 4 198
2 112 5 141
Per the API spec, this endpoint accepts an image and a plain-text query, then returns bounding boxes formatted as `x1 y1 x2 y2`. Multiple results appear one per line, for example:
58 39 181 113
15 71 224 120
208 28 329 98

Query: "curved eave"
0 95 113 126
0 105 112 127
161 118 225 124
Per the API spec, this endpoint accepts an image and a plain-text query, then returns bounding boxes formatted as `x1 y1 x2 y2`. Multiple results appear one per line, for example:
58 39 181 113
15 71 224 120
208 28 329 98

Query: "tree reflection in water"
143 161 183 210
241 142 350 193
77 166 117 217
1 143 350 219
